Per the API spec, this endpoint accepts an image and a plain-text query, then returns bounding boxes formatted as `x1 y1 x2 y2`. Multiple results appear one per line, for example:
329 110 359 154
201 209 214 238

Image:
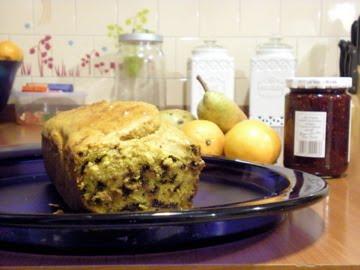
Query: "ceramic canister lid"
256 37 293 55
192 40 228 56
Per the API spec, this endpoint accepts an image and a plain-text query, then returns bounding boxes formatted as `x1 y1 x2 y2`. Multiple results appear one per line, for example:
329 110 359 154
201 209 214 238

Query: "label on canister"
294 111 327 158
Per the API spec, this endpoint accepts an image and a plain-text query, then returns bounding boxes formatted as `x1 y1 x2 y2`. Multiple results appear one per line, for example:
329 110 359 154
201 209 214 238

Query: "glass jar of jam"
284 77 352 178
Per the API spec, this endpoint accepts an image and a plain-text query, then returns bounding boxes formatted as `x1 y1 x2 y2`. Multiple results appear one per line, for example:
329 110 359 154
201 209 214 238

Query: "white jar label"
294 111 327 158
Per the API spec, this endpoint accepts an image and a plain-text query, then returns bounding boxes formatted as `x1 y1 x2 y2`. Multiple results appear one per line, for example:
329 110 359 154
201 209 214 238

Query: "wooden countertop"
0 99 359 269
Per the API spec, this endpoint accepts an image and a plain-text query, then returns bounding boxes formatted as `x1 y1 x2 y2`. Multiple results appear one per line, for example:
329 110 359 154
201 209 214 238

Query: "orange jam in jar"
284 77 352 178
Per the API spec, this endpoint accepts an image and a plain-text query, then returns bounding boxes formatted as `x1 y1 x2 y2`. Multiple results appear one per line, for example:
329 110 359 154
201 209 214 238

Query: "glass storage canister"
114 33 166 109
283 77 352 178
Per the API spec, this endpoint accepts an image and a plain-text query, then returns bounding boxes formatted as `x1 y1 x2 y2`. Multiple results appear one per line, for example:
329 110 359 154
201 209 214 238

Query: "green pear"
159 109 195 128
196 76 247 133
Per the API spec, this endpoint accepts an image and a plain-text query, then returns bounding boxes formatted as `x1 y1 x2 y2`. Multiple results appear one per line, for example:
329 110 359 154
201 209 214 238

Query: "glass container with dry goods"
283 77 352 178
114 33 166 109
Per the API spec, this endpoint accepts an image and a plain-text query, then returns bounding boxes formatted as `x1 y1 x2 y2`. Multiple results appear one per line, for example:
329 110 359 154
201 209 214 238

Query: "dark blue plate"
0 156 327 254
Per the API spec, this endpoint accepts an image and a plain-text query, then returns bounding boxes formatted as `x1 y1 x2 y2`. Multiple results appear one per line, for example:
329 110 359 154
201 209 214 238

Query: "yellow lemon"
182 120 225 156
224 119 281 164
0 40 24 61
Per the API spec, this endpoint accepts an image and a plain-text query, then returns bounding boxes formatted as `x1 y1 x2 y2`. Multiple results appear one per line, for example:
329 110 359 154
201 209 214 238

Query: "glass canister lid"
286 77 352 89
256 37 293 54
192 40 227 55
119 33 163 43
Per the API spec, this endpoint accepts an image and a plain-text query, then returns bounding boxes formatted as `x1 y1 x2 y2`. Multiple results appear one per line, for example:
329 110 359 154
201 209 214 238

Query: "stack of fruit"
0 40 23 111
160 76 281 165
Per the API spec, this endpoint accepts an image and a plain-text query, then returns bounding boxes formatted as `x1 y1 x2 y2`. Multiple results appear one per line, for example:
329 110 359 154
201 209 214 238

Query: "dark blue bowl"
0 60 21 111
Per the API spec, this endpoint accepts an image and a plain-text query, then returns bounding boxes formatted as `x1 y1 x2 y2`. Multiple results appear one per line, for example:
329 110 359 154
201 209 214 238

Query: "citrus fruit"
182 120 225 156
224 119 281 164
0 40 24 61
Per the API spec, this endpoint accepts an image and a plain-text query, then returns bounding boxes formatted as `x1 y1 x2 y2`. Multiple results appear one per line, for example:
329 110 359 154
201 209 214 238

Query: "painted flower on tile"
80 50 101 75
19 35 116 78
54 62 80 77
28 35 53 76
20 63 31 76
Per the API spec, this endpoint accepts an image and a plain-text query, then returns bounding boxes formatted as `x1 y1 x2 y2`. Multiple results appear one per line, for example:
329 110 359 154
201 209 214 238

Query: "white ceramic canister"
188 40 235 116
249 37 296 127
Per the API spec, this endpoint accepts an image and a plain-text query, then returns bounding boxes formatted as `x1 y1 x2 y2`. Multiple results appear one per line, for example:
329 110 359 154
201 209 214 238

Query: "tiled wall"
0 0 359 106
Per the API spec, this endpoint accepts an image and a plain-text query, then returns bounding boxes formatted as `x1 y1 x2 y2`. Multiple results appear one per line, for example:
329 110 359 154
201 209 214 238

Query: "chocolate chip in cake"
151 199 163 208
152 199 178 209
94 155 105 164
96 181 106 191
150 186 159 194
190 144 199 155
173 183 182 192
80 161 89 175
122 203 141 211
169 155 178 162
121 185 133 197
94 197 102 204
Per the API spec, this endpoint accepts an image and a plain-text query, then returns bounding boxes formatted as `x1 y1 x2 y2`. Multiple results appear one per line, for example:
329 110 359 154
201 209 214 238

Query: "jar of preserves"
115 33 166 109
284 77 352 178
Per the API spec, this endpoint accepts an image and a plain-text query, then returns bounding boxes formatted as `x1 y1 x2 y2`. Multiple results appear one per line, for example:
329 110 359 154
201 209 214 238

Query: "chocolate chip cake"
42 101 204 213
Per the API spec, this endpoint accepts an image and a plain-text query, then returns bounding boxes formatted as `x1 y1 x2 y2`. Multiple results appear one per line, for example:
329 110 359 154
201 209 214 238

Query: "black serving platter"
0 155 327 254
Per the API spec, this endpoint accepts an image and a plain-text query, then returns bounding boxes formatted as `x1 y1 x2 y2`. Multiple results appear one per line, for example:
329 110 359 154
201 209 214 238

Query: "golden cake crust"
42 100 160 153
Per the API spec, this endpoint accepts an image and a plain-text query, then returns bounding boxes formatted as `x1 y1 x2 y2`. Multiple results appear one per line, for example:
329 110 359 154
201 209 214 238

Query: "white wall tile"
162 37 176 76
217 38 257 78
0 0 33 34
281 0 322 36
322 0 360 36
199 0 240 37
0 35 9 41
74 78 115 103
235 78 249 106
322 38 341 76
159 0 199 37
10 35 53 77
52 36 94 78
77 0 118 35
166 78 187 107
93 36 117 77
31 76 74 84
240 0 280 36
34 0 76 35
117 0 158 33
175 38 202 77
297 38 340 77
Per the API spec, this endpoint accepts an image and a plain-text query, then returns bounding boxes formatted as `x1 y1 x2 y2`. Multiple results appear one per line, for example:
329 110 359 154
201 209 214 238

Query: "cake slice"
42 101 204 213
